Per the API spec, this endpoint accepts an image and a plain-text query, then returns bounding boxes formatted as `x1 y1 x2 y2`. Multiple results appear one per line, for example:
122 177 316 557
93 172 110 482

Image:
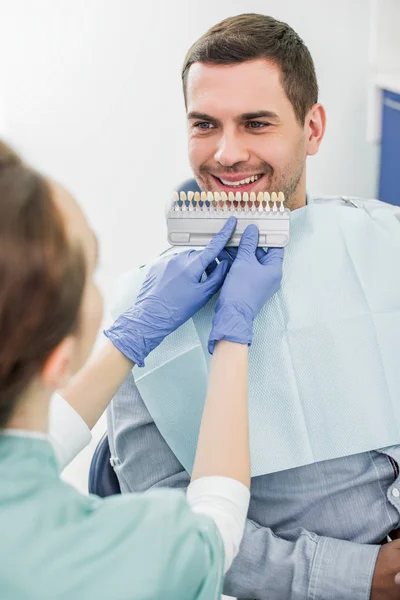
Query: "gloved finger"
202 259 230 295
258 246 284 266
195 216 237 275
237 224 259 259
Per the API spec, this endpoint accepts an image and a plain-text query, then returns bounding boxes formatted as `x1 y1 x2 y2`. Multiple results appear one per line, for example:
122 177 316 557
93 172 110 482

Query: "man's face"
186 59 309 205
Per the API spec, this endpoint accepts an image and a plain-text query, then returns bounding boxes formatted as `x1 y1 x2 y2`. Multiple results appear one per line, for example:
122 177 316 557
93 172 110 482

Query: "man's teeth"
219 174 261 187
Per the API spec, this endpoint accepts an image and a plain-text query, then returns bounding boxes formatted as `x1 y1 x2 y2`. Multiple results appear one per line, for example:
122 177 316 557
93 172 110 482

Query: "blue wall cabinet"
379 89 400 206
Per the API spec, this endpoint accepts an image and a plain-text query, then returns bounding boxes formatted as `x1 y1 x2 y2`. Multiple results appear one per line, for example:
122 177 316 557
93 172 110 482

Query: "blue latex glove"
208 224 284 353
104 216 237 366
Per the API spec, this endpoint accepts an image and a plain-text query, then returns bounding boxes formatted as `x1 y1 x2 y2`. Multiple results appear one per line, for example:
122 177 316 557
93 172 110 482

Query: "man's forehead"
186 59 287 116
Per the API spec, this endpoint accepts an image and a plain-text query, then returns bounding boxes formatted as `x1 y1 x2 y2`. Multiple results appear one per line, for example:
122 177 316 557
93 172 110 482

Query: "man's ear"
305 103 326 156
41 337 75 390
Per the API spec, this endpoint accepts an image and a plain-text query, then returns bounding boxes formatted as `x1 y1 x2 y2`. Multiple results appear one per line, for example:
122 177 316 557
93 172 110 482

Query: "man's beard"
267 161 305 209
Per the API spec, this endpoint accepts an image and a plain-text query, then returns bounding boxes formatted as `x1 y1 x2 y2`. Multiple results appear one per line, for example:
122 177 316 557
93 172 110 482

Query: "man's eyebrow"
187 110 280 124
187 111 221 125
238 110 280 121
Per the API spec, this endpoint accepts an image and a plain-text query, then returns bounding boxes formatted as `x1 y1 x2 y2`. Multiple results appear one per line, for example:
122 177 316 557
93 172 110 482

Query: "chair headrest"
176 178 201 194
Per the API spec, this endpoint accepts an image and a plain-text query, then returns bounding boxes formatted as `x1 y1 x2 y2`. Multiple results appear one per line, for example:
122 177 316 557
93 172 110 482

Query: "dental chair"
88 433 120 496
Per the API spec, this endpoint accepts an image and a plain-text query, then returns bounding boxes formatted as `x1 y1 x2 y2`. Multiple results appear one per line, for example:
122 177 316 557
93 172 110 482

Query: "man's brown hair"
182 13 318 124
0 141 86 427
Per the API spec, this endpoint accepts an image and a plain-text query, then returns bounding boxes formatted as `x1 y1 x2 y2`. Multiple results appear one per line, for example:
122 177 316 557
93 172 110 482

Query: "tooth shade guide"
170 190 287 213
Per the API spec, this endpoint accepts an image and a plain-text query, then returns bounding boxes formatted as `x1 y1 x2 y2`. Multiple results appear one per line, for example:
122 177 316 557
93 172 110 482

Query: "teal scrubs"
0 435 224 599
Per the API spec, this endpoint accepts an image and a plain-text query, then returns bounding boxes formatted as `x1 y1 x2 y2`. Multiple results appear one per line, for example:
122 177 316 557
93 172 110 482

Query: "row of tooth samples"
172 191 285 212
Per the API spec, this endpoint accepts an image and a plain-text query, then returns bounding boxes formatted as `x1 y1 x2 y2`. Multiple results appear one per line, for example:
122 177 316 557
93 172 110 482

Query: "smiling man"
108 14 400 600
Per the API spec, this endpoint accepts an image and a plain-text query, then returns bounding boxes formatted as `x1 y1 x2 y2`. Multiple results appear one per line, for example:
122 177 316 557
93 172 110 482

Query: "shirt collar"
1 429 50 442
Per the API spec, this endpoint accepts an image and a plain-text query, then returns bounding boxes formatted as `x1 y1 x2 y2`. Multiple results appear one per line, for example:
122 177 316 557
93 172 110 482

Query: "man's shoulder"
311 194 400 215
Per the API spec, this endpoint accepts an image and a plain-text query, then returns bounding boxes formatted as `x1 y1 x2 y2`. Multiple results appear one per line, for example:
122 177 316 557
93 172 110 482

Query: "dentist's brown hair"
0 141 86 427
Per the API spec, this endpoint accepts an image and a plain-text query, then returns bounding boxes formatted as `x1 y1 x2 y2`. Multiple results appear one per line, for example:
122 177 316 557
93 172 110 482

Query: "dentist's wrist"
208 300 254 354
104 307 164 367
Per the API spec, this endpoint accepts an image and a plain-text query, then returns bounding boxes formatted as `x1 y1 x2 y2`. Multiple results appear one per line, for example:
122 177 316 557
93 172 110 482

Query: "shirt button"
392 488 400 498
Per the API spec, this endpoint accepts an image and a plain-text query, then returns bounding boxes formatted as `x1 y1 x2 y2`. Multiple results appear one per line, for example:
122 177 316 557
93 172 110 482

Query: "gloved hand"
104 217 237 366
208 224 284 353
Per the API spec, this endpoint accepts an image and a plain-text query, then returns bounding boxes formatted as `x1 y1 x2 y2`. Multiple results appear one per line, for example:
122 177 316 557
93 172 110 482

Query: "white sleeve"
186 476 250 572
48 392 92 471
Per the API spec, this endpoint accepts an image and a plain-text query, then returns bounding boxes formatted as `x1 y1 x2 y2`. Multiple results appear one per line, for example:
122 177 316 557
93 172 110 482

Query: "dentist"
0 141 283 600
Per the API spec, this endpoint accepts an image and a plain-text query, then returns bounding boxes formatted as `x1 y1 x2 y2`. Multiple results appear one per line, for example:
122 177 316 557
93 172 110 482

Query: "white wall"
0 0 378 491
369 0 400 72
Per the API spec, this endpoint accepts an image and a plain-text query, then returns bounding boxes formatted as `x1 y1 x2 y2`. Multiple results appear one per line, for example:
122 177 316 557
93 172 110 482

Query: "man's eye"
247 121 269 129
194 122 215 130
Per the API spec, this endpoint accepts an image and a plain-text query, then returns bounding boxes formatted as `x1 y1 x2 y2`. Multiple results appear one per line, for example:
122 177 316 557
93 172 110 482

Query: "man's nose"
213 132 250 167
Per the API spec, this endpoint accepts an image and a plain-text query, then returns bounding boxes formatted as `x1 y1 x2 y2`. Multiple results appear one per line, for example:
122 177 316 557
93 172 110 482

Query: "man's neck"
289 193 307 211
